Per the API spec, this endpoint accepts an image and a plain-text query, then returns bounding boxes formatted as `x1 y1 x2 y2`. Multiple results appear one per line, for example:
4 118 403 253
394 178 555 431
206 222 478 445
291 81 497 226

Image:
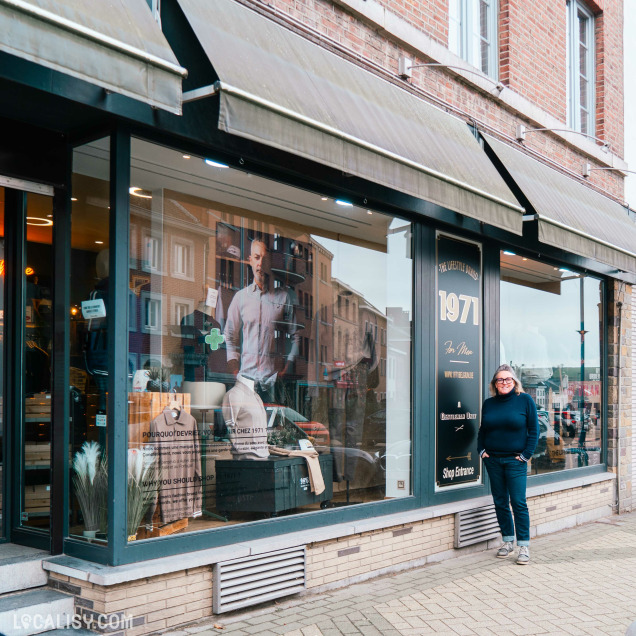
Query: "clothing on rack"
146 406 202 524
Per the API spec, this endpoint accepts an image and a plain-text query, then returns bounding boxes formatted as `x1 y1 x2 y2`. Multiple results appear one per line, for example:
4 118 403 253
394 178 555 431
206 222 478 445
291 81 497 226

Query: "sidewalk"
163 512 636 636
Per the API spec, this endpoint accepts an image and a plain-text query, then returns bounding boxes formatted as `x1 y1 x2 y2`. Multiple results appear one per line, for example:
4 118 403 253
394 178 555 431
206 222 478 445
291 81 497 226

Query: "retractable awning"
0 0 187 114
484 136 636 276
177 0 524 234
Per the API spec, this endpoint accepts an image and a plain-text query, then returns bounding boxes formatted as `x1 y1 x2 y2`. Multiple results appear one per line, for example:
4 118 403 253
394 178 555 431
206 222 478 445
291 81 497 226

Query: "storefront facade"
0 0 633 631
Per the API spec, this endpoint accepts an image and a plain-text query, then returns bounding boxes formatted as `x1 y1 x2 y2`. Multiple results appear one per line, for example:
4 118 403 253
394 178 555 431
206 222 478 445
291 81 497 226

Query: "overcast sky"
625 4 636 206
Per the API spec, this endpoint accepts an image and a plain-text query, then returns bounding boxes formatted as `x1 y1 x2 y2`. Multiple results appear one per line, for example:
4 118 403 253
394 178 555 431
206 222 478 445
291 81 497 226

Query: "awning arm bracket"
182 83 220 104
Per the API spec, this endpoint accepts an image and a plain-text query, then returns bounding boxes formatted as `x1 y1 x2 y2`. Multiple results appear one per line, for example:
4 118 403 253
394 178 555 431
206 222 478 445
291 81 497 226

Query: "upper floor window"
448 0 498 78
567 1 595 135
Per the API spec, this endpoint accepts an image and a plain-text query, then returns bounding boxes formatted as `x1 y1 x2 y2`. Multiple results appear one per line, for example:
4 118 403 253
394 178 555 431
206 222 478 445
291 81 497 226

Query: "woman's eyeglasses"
495 378 515 385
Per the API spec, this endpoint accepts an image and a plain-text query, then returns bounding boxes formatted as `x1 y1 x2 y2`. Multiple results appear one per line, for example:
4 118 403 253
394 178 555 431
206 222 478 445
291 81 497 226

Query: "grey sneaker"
496 541 514 558
516 545 530 565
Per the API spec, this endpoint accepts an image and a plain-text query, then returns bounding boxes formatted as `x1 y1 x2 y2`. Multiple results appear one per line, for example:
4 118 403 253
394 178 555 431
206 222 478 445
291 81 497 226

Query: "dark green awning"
0 0 187 114
485 136 636 276
177 0 524 233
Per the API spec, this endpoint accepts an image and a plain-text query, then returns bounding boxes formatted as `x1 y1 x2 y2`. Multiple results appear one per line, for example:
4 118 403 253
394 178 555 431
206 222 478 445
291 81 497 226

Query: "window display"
126 138 413 539
500 252 603 475
69 137 111 542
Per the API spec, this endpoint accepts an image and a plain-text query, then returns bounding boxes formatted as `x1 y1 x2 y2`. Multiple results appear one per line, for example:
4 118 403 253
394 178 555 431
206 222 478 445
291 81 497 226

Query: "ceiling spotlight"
336 200 353 207
71 197 78 202
503 250 516 256
321 197 328 201
129 187 152 199
367 210 373 215
204 158 229 168
95 241 104 245
183 155 191 159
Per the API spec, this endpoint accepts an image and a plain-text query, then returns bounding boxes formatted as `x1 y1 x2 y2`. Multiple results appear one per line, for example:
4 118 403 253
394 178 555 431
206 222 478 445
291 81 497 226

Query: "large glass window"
68 138 111 543
126 139 413 540
449 0 498 78
500 252 603 475
567 0 595 135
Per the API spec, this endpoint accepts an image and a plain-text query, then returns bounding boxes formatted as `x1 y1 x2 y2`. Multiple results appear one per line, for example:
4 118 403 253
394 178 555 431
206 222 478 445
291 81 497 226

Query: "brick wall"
306 481 613 590
608 280 632 512
49 567 213 635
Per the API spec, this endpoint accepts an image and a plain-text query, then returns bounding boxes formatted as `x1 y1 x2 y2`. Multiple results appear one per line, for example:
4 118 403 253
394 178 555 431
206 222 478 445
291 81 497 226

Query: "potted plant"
146 366 170 392
127 447 160 540
72 441 107 539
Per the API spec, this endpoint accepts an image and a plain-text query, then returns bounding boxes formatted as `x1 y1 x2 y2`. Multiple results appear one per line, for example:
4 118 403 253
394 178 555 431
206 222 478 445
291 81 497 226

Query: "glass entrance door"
0 185 54 543
20 192 54 532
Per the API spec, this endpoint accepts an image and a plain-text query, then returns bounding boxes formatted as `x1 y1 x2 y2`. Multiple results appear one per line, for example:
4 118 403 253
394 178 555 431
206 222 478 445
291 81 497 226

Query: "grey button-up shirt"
224 283 300 389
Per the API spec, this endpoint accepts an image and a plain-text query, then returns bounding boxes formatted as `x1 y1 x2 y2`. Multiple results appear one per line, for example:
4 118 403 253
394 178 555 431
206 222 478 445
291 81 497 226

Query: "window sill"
43 471 615 587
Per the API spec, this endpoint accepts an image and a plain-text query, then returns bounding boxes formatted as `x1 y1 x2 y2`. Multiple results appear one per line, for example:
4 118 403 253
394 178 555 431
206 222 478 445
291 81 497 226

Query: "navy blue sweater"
477 391 539 461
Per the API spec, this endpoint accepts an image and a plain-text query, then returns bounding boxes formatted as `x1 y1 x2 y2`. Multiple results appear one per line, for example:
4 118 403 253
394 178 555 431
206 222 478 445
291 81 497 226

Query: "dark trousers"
484 455 530 546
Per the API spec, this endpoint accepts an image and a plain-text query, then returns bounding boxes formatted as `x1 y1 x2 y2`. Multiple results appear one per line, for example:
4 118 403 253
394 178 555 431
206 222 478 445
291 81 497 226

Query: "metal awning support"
0 0 187 114
485 136 636 277
176 0 524 233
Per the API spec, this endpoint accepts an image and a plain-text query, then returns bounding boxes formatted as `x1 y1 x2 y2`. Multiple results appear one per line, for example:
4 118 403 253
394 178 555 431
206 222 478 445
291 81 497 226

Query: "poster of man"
224 235 301 402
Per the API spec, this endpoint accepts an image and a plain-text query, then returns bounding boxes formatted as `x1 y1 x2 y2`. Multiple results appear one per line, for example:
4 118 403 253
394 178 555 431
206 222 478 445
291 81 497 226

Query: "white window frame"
171 237 194 281
448 0 498 78
172 296 194 326
142 232 163 274
566 0 595 135
141 291 167 334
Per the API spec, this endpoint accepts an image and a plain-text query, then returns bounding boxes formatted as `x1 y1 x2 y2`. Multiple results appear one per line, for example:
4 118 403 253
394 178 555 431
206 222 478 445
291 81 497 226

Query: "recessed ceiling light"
559 267 571 273
95 241 104 245
367 210 373 215
26 217 53 227
71 197 78 202
321 197 328 201
46 214 53 218
503 250 516 256
204 158 229 168
183 155 191 159
522 257 528 261
336 200 353 207
129 187 152 199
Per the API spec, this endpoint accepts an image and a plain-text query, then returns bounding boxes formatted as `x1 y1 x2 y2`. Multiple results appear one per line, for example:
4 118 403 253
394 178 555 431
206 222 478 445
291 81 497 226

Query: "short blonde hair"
489 364 523 396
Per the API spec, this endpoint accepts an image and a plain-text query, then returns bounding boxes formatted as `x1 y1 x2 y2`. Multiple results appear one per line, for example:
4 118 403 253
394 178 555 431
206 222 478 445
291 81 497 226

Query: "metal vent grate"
454 504 500 548
213 546 306 614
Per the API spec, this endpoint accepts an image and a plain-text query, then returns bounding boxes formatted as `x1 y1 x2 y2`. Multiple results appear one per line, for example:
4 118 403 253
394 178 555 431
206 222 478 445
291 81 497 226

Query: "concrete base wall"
50 479 613 635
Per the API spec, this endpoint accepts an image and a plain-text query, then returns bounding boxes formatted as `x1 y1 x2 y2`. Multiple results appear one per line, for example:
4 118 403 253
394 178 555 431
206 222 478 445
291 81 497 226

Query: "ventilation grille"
213 546 306 614
454 504 500 548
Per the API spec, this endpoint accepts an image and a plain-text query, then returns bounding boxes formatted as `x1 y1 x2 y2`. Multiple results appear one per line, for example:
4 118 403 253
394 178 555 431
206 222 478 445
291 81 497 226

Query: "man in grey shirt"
224 239 300 401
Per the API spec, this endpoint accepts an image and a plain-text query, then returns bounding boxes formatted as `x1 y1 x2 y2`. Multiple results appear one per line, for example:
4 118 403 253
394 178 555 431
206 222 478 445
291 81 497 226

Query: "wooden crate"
25 483 50 514
25 393 52 417
25 442 50 467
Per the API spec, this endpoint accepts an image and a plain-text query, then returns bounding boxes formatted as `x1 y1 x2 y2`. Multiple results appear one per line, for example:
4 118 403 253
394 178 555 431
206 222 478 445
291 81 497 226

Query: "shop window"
449 0 498 78
500 252 603 475
567 1 595 134
69 137 111 544
125 138 414 541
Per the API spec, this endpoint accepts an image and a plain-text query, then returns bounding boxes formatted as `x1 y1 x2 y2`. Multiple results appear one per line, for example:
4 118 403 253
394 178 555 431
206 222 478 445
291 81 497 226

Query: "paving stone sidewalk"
162 512 636 636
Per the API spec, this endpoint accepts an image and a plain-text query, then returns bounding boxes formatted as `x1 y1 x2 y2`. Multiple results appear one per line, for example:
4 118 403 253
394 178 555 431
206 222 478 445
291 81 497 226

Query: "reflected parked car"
264 405 330 447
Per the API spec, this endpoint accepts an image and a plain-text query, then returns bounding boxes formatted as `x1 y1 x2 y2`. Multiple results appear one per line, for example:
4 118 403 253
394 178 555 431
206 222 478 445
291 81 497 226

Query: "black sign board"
435 234 482 488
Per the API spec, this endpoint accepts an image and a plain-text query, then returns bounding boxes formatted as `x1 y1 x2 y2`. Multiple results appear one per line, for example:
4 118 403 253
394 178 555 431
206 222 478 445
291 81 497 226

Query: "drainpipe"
616 299 623 514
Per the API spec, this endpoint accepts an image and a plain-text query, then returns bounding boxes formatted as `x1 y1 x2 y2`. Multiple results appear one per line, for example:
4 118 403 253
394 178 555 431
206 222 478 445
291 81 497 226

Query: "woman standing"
478 364 539 565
